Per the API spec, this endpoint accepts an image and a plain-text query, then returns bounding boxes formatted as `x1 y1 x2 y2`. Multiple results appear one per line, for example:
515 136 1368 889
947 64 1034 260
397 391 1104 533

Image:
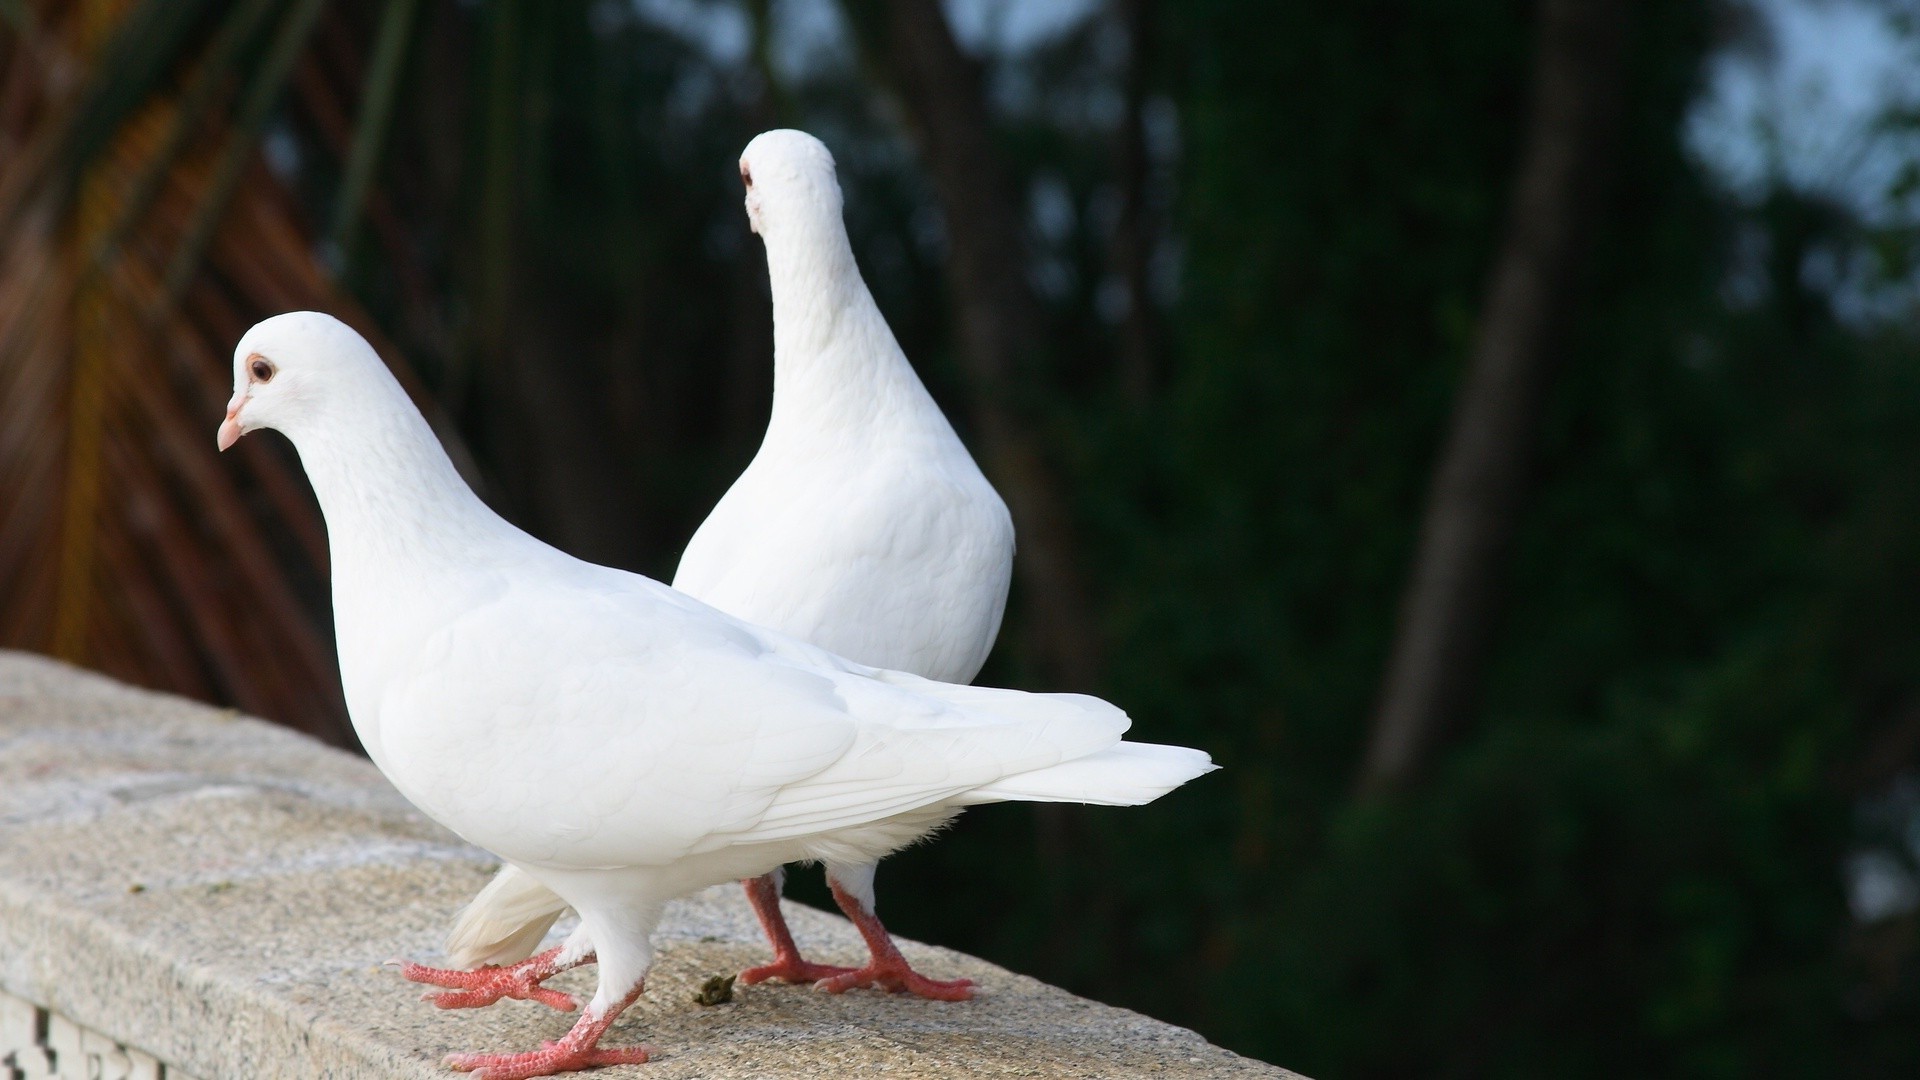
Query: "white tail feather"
957 741 1217 807
444 865 571 968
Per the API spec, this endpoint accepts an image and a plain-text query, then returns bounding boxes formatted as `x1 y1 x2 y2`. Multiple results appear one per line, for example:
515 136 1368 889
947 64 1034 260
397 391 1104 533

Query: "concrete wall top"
0 651 1299 1079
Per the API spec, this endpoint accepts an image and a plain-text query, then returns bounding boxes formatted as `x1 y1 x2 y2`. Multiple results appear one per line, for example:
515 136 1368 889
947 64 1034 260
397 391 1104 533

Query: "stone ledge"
0 652 1299 1079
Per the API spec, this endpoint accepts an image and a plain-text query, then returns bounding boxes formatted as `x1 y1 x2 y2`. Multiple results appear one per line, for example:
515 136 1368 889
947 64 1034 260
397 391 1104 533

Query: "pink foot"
738 873 857 986
820 880 975 1001
444 1042 652 1079
396 946 586 1012
445 984 651 1079
738 953 858 986
814 960 974 1001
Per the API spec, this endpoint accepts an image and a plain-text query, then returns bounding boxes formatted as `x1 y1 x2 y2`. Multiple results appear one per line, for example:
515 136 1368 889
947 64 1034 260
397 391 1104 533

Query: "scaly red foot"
395 946 585 1012
740 872 975 1000
444 1041 652 1079
814 959 974 1000
739 873 857 986
738 952 858 986
445 984 651 1079
820 879 975 1001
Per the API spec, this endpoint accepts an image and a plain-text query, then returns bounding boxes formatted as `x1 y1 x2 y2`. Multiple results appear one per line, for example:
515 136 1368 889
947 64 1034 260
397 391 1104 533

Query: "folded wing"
378 563 1205 872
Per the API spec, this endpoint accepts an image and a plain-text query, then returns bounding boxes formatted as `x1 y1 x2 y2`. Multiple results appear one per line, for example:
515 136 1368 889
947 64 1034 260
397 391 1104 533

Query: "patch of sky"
768 0 852 86
629 0 750 66
639 0 1103 77
1688 0 1920 321
943 0 1103 56
1689 0 1920 213
1850 774 1920 923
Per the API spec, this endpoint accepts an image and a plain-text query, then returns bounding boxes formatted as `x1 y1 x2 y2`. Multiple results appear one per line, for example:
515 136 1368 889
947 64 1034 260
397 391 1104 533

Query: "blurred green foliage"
869 3 1920 1076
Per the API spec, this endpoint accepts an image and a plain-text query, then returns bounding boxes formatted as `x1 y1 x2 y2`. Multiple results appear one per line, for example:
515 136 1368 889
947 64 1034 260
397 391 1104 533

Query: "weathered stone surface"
0 652 1299 1078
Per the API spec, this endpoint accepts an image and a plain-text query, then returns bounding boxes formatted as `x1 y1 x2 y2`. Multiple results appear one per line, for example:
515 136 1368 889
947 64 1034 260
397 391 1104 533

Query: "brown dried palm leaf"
0 0 440 746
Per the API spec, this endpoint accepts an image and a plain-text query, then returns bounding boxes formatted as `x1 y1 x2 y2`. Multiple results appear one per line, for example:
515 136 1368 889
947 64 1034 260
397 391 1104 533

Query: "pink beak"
216 390 246 452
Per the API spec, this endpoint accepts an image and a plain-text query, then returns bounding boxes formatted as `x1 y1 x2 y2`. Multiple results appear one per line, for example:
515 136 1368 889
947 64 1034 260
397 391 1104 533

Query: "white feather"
959 742 1219 806
445 863 569 968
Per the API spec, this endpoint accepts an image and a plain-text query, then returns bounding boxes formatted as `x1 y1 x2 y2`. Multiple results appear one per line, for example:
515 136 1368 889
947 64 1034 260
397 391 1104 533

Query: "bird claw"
422 985 581 1012
397 957 580 1012
445 1042 654 1079
738 955 858 986
396 957 485 989
813 962 975 1001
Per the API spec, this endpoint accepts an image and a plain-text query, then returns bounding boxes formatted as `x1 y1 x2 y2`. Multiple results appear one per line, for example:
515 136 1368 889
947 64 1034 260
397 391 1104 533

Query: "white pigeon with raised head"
409 129 1016 1008
216 311 1213 1078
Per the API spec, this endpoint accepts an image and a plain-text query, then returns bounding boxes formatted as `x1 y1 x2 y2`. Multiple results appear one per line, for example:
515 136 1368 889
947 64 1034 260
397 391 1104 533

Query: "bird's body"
673 381 1009 684
333 482 1039 890
433 130 1015 999
217 308 1212 1076
675 128 1010 687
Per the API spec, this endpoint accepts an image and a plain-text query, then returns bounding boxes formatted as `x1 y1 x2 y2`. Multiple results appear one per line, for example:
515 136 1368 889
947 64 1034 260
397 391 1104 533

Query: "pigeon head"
739 129 842 238
218 311 387 451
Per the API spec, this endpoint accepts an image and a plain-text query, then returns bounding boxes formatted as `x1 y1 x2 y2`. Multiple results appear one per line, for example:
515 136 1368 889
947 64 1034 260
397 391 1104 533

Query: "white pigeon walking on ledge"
216 311 1214 1078
408 128 1016 1008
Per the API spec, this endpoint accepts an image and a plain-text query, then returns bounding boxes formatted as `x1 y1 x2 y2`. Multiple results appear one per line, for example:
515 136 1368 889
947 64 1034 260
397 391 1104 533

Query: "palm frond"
330 0 421 251
162 0 327 303
0 0 450 746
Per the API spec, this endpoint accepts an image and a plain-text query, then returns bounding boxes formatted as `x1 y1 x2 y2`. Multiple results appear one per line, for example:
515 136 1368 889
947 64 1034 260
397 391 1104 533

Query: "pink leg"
814 881 974 1001
737 873 858 986
396 946 591 1012
444 983 653 1079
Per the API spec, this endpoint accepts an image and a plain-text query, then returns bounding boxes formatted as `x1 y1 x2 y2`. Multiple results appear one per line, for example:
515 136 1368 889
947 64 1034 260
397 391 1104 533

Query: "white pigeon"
216 311 1214 1078
405 129 1016 1009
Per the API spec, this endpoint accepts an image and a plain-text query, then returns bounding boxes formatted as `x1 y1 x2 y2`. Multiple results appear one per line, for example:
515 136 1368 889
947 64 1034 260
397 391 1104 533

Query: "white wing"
375 562 1124 871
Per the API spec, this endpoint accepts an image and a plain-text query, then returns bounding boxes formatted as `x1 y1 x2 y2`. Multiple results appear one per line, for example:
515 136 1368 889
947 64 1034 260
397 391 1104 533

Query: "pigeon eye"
739 162 752 189
250 358 275 383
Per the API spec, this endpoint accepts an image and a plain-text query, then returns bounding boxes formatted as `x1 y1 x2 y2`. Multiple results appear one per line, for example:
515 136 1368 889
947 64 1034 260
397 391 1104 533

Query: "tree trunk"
1109 0 1160 409
838 1 1110 967
841 0 1103 692
1357 0 1627 795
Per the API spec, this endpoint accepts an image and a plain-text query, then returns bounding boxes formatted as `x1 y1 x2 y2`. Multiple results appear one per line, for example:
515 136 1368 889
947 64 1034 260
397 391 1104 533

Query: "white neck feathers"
759 207 929 438
284 363 510 577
